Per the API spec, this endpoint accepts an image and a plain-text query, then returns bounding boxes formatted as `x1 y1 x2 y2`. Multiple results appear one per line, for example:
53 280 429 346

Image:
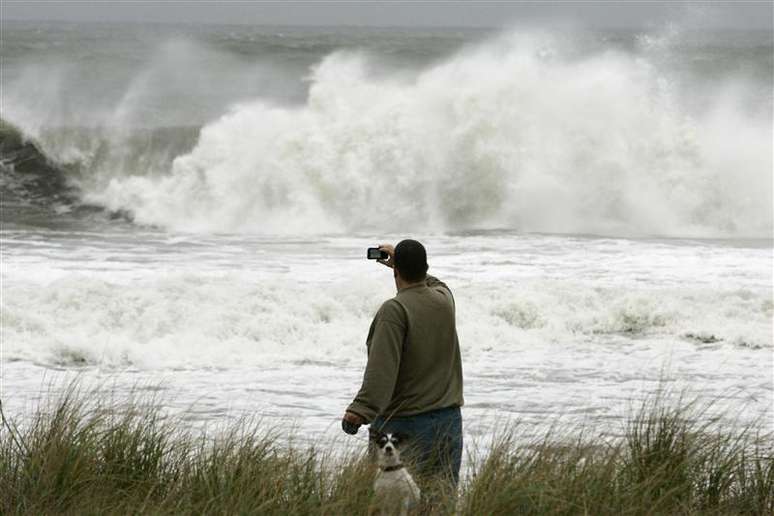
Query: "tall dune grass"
1 386 771 515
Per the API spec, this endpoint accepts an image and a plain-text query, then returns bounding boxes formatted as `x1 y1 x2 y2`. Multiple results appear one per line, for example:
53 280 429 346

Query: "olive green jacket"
347 275 464 423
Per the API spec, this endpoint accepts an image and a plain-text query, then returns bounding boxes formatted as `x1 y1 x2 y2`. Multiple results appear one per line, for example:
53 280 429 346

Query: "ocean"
1 21 772 444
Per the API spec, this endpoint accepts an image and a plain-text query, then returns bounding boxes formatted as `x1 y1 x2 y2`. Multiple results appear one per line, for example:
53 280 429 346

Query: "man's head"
393 239 428 286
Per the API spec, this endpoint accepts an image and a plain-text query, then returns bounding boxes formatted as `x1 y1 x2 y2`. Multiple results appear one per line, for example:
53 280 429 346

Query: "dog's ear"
368 427 383 442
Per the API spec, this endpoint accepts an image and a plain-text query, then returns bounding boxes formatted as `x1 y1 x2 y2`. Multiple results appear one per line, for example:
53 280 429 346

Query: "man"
341 239 464 485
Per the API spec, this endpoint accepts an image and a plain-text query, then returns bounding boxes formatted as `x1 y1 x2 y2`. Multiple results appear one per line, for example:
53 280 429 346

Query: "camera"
367 247 388 260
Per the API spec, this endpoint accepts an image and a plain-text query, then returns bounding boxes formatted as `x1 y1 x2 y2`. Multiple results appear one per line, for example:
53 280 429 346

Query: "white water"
3 233 771 369
2 231 771 441
85 31 772 237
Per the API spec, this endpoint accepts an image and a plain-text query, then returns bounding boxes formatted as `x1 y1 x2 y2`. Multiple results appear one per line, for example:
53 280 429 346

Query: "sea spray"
2 26 771 237
86 30 772 236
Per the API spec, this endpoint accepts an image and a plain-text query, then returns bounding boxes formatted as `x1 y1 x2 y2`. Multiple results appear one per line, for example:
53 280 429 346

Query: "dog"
370 429 421 515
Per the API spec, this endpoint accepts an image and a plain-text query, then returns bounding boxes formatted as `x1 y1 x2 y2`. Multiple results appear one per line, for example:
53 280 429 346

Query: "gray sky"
3 1 772 29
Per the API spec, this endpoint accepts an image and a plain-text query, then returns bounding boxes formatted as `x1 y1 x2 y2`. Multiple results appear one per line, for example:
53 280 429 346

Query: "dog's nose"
385 447 393 456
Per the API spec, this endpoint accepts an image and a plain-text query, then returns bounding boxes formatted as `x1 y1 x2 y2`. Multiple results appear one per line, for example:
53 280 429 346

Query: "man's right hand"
341 411 365 435
376 243 395 269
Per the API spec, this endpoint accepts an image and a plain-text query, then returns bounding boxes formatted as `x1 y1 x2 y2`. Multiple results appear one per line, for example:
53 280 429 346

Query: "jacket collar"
398 282 426 292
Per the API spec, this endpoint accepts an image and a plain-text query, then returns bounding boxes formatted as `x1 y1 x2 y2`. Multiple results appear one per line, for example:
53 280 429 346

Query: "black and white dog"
370 428 421 515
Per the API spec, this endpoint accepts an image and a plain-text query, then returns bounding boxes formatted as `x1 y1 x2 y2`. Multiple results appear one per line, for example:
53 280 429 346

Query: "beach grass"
1 386 771 515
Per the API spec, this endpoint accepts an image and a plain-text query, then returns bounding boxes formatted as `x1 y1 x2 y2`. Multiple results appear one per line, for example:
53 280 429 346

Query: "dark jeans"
372 405 463 486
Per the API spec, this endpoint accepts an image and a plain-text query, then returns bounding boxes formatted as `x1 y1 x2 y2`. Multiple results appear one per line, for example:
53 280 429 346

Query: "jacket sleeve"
346 301 406 423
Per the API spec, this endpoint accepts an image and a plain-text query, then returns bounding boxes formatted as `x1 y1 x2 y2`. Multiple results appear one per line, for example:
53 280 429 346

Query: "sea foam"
3 271 770 370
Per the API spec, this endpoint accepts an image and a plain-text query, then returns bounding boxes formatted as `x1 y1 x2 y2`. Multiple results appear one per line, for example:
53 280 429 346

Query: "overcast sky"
3 1 772 30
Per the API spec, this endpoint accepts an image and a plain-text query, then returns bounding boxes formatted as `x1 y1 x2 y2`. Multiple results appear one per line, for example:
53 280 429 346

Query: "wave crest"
5 29 771 237
92 32 770 236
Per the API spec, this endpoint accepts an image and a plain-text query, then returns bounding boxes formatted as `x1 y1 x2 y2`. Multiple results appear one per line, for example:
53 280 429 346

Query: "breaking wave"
3 29 772 237
0 120 75 205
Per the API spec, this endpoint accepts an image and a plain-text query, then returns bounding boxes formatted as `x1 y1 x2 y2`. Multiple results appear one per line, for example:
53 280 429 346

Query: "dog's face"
370 429 407 466
373 431 400 456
